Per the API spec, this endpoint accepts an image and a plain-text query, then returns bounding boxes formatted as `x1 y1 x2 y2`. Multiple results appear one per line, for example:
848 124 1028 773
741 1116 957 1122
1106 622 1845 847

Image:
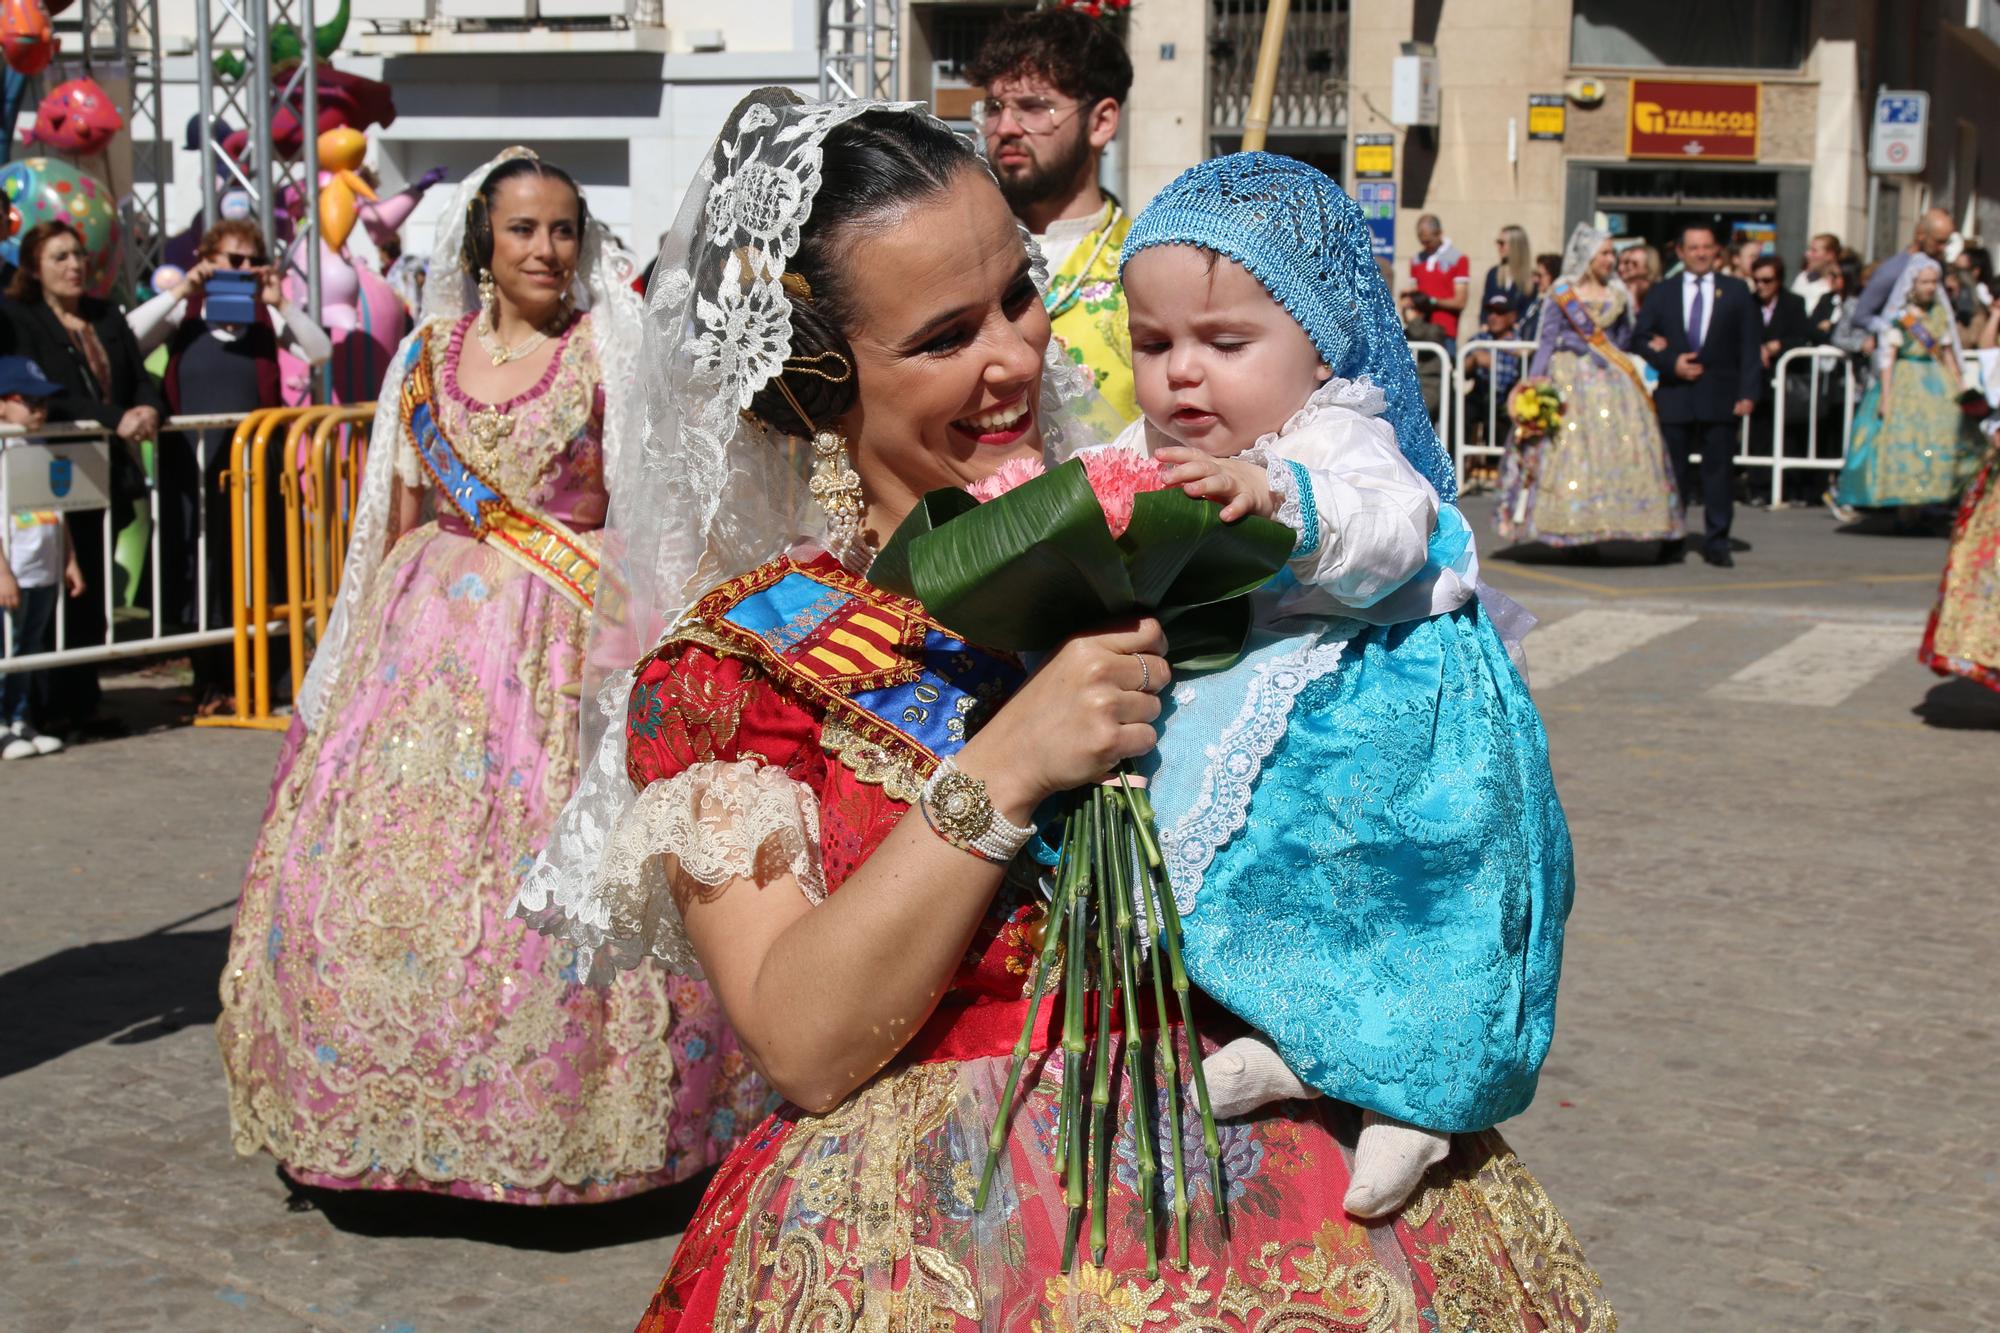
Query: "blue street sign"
1357 181 1396 263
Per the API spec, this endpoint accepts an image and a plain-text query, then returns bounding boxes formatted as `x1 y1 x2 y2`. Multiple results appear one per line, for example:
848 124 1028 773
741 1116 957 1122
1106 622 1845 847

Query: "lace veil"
513 91 1104 976
296 147 644 728
1558 222 1630 319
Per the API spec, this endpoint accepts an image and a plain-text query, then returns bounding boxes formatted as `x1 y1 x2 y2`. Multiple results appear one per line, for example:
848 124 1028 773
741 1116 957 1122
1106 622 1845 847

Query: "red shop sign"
1626 78 1761 161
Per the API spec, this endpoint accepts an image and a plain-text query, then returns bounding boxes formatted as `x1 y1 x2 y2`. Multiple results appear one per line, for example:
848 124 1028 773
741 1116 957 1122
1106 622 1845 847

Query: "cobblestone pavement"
4 499 1997 1331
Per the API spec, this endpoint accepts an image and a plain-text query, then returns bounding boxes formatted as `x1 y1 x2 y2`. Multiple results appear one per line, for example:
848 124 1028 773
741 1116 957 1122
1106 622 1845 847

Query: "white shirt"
1681 271 1717 344
2 441 63 588
1792 270 1830 311
1032 211 1100 278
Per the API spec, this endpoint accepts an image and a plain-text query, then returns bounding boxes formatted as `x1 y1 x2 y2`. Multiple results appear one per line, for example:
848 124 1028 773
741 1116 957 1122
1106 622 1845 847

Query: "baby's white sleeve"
1260 411 1436 614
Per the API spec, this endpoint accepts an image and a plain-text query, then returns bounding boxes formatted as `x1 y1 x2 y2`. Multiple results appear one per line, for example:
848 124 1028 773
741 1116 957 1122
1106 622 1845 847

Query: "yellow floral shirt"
1044 200 1139 425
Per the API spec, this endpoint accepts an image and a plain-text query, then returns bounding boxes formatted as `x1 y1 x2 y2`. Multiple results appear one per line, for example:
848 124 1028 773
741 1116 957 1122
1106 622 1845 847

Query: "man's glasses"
972 96 1079 137
220 253 268 269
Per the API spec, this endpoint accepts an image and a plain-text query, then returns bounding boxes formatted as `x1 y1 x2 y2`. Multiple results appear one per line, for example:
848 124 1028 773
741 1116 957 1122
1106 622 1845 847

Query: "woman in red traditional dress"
516 91 1616 1331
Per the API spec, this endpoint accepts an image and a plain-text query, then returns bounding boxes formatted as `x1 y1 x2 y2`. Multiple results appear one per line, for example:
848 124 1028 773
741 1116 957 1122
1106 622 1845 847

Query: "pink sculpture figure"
281 239 407 407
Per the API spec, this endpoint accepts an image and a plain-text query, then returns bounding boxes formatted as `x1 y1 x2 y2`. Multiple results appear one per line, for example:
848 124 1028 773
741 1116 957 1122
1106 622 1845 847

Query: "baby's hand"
1154 446 1279 522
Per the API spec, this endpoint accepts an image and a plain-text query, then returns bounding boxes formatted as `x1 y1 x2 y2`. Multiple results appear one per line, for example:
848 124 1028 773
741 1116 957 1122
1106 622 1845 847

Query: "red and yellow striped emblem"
790 604 918 686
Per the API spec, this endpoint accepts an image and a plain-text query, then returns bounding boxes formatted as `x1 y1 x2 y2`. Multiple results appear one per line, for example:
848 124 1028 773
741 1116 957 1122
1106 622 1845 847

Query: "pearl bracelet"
919 757 1037 863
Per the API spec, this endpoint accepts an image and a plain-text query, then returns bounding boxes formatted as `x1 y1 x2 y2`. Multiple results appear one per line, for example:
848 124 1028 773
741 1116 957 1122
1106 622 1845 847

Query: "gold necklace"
475 308 564 366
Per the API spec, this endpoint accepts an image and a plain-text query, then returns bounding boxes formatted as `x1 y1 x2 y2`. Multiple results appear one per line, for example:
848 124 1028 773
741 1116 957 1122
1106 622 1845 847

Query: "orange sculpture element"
21 77 125 155
315 127 376 251
0 0 57 77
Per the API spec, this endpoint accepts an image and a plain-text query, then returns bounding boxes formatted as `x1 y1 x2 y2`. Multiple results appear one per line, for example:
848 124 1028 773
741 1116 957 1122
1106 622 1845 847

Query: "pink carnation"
1076 445 1169 538
968 456 1047 503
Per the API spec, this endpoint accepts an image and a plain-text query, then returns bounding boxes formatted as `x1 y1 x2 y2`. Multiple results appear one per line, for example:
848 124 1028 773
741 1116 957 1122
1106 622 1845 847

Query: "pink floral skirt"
218 525 768 1203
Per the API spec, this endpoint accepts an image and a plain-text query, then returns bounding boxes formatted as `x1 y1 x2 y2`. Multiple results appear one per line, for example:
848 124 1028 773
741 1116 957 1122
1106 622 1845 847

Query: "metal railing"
4 407 376 730
1449 339 1862 506
1407 339 1452 468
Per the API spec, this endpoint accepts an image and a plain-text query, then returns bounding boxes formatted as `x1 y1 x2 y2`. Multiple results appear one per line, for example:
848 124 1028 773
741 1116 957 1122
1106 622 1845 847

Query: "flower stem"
1088 788 1116 1267
1107 796 1160 1278
975 825 1078 1214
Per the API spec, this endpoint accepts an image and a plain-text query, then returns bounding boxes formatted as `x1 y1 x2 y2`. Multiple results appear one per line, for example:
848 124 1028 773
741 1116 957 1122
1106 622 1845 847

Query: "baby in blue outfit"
1118 154 1575 1217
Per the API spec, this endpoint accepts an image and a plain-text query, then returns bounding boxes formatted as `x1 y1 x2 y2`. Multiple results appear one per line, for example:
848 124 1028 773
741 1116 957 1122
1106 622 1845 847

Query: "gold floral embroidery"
1032 1263 1161 1332
1468 1139 1618 1333
821 715 925 803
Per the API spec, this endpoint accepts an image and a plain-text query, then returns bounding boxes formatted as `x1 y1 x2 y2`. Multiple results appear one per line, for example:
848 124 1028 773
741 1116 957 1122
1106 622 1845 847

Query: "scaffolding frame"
64 0 170 296
194 0 322 336
819 0 899 102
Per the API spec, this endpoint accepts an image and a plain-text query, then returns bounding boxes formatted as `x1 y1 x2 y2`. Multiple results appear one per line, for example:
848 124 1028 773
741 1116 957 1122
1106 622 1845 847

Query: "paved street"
4 496 1997 1331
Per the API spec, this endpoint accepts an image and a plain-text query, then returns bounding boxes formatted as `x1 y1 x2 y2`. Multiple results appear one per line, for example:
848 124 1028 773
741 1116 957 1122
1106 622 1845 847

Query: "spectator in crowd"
126 219 333 715
1484 224 1534 317
1951 246 1992 330
1792 232 1842 310
0 357 78 760
1727 234 1765 279
967 6 1138 421
1463 294 1523 443
1748 254 1814 488
1751 256 1812 371
1811 256 1861 345
1380 257 1443 421
1853 207 1956 349
1401 212 1469 353
1519 252 1561 343
1618 242 1661 310
5 220 164 727
1633 220 1764 568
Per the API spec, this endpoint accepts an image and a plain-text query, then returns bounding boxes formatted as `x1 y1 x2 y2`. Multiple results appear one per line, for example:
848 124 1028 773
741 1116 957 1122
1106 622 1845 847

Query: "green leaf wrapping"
871 456 1294 667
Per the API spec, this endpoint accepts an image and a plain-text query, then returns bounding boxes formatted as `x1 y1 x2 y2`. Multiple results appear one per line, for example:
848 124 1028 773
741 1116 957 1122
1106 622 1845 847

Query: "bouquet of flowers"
1507 377 1565 440
872 445 1293 1273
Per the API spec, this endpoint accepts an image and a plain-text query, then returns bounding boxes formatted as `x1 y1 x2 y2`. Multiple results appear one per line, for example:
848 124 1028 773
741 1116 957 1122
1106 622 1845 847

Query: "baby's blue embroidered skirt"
1166 602 1573 1132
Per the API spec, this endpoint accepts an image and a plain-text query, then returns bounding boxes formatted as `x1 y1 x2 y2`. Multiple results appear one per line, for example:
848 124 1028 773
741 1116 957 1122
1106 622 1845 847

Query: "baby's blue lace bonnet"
1121 151 1457 502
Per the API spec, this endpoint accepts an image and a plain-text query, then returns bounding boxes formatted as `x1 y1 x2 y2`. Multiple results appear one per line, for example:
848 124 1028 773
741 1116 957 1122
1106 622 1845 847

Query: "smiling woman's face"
834 166 1050 542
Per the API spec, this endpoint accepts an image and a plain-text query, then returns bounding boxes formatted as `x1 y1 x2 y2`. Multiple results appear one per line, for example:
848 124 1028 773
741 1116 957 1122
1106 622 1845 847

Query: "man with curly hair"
967 6 1139 421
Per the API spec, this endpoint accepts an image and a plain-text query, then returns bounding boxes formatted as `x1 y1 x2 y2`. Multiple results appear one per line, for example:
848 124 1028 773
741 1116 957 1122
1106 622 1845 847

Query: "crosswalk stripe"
1707 622 1914 707
1529 609 1697 690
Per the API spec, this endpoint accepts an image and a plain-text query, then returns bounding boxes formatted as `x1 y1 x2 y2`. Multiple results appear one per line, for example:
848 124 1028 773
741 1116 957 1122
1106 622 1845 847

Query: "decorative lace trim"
1158 634 1352 914
515 720 823 979
1247 375 1388 460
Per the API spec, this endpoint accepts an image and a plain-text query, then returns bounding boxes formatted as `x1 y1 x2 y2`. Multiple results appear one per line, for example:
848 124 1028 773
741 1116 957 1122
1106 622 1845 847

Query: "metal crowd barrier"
1449 338 1860 507
2 406 376 731
1406 339 1453 463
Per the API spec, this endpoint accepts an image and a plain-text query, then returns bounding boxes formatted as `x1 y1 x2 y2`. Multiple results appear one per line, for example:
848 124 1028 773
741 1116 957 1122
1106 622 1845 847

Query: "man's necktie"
1688 277 1706 354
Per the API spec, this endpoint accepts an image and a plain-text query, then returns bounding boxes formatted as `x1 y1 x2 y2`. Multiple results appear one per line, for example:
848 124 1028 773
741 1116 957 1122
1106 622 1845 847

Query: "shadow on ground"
292 1167 714 1253
0 903 233 1078
1913 677 2000 729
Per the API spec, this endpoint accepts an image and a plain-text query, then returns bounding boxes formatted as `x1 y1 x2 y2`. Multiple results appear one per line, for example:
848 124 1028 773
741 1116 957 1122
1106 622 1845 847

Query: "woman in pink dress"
217 149 766 1204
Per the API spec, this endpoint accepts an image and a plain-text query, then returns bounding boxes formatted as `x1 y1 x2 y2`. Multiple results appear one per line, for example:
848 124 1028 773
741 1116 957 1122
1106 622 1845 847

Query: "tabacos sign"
1626 78 1760 161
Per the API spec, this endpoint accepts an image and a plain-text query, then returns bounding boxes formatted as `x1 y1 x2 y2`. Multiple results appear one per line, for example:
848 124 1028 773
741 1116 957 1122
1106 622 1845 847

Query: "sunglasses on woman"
219 252 270 269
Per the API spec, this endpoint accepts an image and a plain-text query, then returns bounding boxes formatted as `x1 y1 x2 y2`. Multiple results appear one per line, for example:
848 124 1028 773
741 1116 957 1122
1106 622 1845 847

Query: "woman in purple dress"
1498 225 1683 548
216 150 766 1204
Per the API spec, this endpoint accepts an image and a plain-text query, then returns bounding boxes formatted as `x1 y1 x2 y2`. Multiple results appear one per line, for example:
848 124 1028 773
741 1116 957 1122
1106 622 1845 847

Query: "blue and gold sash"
399 330 599 609
1896 306 1941 356
668 556 1023 799
1550 279 1656 409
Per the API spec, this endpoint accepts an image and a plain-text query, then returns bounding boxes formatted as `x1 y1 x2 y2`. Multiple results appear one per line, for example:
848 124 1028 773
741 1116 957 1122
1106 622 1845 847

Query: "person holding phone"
127 220 332 714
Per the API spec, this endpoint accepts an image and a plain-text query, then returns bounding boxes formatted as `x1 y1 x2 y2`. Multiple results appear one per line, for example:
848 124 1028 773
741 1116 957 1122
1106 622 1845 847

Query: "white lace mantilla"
1157 633 1352 915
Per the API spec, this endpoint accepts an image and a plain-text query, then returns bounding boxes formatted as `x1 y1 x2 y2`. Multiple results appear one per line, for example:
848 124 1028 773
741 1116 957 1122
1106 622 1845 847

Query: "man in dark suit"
1748 255 1814 498
1633 221 1763 567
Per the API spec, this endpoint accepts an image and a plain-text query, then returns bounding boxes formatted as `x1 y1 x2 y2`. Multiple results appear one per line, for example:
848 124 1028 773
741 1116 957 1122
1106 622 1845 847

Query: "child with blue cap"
0 355 81 760
1118 153 1575 1217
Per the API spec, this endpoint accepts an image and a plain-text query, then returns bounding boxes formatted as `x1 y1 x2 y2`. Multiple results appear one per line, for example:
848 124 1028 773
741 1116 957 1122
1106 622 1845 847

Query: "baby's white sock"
1343 1110 1450 1218
1204 1034 1315 1119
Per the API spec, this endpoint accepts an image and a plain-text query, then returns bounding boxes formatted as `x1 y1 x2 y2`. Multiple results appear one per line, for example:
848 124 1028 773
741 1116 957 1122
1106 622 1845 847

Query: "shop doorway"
1566 162 1810 273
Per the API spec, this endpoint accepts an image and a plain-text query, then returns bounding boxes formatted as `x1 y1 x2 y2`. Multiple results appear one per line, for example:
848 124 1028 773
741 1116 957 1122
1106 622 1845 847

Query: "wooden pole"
1240 0 1293 152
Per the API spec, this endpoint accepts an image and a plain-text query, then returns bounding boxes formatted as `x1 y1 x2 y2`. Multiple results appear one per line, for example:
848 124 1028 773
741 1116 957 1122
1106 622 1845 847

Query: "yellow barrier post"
195 410 280 728
281 407 337 695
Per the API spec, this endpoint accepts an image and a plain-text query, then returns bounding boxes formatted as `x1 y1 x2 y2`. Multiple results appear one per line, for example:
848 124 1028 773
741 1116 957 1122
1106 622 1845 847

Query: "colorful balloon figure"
20 76 124 154
282 240 407 407
0 0 56 77
314 127 375 251
0 157 119 297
